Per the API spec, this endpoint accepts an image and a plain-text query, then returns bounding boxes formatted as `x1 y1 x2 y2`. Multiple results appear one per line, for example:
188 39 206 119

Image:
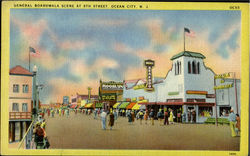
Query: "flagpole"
184 28 185 52
29 48 30 72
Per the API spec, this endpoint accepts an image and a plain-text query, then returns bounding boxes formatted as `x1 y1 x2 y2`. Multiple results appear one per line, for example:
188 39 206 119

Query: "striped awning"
118 102 130 109
126 102 137 109
113 102 121 109
85 103 93 108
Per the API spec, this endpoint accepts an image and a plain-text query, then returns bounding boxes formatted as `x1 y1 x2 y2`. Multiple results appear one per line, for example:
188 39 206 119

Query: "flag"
29 47 40 57
184 27 195 37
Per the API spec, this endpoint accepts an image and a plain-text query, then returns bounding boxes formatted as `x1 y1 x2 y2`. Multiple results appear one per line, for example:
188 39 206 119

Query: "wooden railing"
9 112 32 120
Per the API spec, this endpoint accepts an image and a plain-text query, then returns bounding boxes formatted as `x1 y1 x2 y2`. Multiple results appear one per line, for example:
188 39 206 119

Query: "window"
179 62 181 74
12 103 19 112
22 103 28 112
188 62 191 74
13 84 19 93
177 61 179 75
197 62 200 74
192 61 196 74
175 63 177 75
22 84 29 93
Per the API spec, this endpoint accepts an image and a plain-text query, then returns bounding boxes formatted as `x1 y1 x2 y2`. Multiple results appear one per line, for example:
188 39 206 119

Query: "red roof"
9 65 33 76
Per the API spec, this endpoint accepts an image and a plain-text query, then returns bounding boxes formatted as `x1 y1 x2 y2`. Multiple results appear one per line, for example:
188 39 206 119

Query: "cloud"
11 17 48 47
88 18 129 27
113 42 133 53
93 57 119 69
59 40 88 51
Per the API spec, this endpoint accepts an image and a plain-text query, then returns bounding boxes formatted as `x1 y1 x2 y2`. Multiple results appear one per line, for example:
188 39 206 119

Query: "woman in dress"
109 112 115 130
169 109 174 124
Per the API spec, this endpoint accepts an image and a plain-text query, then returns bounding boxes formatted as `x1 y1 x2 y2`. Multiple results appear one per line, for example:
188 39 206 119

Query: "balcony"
9 112 32 120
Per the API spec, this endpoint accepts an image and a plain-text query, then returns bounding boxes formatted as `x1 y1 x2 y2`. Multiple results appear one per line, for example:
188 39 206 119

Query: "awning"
70 104 77 108
118 102 130 109
95 102 103 108
126 102 137 109
85 103 93 108
113 102 121 109
132 103 140 110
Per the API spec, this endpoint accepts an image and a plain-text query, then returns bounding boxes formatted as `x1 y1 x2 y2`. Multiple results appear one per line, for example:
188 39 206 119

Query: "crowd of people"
40 106 241 138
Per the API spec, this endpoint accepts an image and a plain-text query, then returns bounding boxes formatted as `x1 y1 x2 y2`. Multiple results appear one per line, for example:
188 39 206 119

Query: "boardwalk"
45 112 240 150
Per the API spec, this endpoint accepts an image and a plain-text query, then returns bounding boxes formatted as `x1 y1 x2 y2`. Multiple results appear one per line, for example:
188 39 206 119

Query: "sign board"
214 73 231 79
101 82 123 90
101 94 116 101
214 83 233 90
144 59 155 92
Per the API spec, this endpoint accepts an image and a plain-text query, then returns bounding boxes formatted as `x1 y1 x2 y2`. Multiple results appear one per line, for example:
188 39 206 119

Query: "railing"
18 120 34 149
9 112 32 120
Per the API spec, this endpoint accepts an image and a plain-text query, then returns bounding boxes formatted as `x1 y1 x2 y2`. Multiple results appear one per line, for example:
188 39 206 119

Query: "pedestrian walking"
33 122 46 149
149 109 154 125
164 110 169 125
229 109 237 137
75 109 77 115
128 110 132 124
144 110 149 124
169 109 174 124
131 111 135 124
139 110 144 125
236 114 241 136
62 109 65 116
94 109 97 119
188 110 191 122
97 108 101 117
51 109 55 118
47 109 50 117
109 111 115 130
192 109 196 123
157 109 163 126
182 112 186 123
101 110 107 130
59 109 61 117
177 110 181 123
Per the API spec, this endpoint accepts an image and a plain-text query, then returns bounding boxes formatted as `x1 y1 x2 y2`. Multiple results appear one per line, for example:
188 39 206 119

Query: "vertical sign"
144 59 155 92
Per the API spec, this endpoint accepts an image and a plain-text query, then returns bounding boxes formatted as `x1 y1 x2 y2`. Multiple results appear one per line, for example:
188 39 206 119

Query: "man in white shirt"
100 110 107 130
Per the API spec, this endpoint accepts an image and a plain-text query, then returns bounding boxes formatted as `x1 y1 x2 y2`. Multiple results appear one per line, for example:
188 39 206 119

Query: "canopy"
70 104 77 109
95 102 103 108
118 102 130 109
113 102 121 109
132 103 141 110
85 103 93 108
126 102 137 109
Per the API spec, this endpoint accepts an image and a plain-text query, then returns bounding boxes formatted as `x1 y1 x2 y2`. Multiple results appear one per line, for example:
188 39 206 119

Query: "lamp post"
32 65 38 119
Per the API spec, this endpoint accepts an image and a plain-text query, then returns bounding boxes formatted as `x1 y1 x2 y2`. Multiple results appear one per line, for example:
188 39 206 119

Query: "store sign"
102 82 123 90
101 94 116 101
206 94 215 98
214 83 233 90
214 73 231 79
168 92 179 95
144 59 155 92
186 90 207 95
133 84 145 90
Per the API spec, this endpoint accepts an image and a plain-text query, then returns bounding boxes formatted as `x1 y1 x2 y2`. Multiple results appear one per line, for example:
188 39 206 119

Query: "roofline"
9 73 34 77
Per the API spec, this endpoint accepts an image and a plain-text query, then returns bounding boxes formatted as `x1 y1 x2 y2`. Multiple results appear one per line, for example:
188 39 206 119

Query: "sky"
10 9 241 104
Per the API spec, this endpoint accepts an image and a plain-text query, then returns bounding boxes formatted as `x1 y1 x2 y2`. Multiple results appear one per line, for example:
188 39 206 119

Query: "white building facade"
123 51 240 123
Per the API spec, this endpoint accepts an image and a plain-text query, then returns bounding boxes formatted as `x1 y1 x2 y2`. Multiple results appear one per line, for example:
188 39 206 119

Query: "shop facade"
99 80 123 110
123 51 226 123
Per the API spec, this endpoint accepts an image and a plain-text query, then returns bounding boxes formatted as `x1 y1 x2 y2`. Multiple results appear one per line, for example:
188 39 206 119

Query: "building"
215 77 241 117
71 93 98 108
9 65 33 142
123 51 240 123
99 80 123 110
63 96 70 105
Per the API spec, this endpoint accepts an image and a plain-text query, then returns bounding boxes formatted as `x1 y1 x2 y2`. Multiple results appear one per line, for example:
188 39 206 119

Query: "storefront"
99 80 123 110
123 51 223 123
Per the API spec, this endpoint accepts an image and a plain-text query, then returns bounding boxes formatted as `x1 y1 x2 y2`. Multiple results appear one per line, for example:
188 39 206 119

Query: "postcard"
1 1 249 156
